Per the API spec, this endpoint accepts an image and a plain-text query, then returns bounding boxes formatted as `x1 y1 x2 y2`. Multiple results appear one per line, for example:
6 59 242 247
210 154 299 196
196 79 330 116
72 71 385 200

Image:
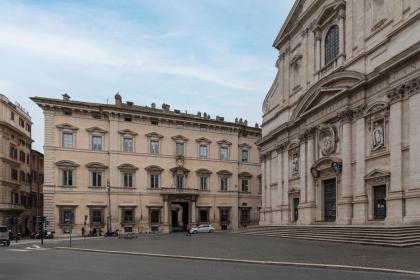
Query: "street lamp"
107 179 112 235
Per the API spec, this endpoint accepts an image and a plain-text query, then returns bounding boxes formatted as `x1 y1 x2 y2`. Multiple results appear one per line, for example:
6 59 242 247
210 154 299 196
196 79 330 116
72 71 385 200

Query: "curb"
54 247 420 276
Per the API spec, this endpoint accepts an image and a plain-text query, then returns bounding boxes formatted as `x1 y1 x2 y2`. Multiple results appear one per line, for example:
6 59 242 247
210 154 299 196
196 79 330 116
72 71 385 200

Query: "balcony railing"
160 187 199 195
0 203 26 211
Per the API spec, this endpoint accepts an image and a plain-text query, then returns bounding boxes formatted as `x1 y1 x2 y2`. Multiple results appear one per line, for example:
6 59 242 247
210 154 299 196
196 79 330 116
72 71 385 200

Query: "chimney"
162 103 170 112
115 92 122 107
62 93 70 101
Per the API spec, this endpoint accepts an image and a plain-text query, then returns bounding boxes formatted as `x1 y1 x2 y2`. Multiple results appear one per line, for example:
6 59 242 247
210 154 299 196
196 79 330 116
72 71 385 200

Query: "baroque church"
257 0 420 226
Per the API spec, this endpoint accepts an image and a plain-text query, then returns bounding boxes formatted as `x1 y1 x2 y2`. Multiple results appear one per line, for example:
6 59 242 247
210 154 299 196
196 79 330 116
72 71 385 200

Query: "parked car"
189 224 215 234
0 226 10 246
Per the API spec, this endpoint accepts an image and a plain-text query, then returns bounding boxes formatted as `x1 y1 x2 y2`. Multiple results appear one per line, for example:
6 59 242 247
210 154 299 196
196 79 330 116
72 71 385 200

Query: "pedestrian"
81 227 85 238
186 224 191 236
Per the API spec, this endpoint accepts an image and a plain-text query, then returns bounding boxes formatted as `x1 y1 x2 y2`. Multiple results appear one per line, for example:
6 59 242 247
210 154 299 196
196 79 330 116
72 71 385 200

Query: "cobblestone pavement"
33 232 420 272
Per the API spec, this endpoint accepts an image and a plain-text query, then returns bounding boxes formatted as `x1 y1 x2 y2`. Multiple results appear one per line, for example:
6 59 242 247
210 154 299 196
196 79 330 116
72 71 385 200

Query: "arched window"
324 25 339 65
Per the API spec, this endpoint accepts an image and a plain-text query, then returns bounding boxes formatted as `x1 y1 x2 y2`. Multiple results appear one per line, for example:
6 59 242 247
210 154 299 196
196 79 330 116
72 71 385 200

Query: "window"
200 176 208 191
123 137 133 152
20 171 25 182
199 145 208 159
10 111 15 121
150 174 159 189
199 209 209 223
91 171 102 187
26 124 31 132
19 118 24 128
62 132 74 148
176 143 184 156
240 208 250 224
325 25 339 65
122 209 134 224
62 170 73 186
19 151 25 162
123 172 133 188
26 154 30 164
92 135 102 151
241 150 249 162
150 209 160 224
220 147 229 160
9 145 17 159
220 208 229 223
150 140 160 155
150 119 159 126
11 169 18 181
241 179 249 192
176 175 184 189
220 177 228 191
60 208 74 225
91 209 103 225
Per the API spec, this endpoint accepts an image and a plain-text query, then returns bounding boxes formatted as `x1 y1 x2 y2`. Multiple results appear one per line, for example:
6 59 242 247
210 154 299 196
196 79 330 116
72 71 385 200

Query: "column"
163 198 169 225
338 8 346 64
405 80 420 224
259 156 266 225
266 153 272 224
305 129 316 224
387 92 404 224
314 31 321 73
298 134 308 224
191 200 197 226
338 111 353 224
352 111 367 224
276 147 283 224
282 148 290 224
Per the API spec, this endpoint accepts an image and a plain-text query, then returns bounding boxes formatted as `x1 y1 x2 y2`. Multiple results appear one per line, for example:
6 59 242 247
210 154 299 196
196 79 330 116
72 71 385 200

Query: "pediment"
239 172 253 178
273 0 306 48
311 156 342 171
195 168 212 176
118 129 138 136
364 101 389 116
118 163 138 171
86 162 108 169
55 160 79 168
365 169 390 180
56 123 79 130
314 0 345 29
195 137 212 144
216 170 233 176
86 126 108 134
217 139 232 146
238 143 252 149
145 132 164 139
290 71 365 122
171 135 189 142
145 165 164 173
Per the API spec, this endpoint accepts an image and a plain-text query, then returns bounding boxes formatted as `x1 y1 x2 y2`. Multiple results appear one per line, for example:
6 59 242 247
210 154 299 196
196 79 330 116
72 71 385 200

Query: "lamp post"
107 179 112 235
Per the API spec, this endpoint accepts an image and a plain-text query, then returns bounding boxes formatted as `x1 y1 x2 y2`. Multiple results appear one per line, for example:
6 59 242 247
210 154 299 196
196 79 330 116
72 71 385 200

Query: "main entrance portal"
373 185 386 220
324 178 336 222
171 202 189 232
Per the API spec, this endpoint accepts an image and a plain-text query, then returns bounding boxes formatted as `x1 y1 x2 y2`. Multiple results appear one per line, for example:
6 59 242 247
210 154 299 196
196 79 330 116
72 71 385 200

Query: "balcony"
0 203 25 211
160 187 199 196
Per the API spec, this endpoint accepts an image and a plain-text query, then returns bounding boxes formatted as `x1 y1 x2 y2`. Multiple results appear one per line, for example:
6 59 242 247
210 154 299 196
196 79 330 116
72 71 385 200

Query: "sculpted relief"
318 124 337 156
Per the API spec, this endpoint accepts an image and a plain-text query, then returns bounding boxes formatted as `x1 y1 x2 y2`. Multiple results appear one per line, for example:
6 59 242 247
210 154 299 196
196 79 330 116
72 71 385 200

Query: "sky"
0 0 294 152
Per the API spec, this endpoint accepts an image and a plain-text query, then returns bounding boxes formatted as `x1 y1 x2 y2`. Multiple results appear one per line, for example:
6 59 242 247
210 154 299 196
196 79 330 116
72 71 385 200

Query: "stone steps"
234 225 420 247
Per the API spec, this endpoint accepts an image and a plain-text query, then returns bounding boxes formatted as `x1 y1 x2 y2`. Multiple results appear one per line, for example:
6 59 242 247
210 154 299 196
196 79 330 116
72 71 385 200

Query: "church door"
373 185 386 220
324 179 336 222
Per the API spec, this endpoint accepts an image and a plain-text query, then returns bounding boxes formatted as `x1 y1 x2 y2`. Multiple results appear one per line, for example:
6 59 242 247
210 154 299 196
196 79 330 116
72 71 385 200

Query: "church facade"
258 0 420 226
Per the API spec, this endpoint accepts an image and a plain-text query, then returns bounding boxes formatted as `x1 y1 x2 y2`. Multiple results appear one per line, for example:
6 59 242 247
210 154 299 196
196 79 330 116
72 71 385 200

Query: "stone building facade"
0 94 43 235
31 94 261 236
258 0 420 226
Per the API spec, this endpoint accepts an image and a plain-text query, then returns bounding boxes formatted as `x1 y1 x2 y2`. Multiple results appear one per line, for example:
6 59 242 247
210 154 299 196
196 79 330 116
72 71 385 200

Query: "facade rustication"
31 94 261 236
258 0 420 226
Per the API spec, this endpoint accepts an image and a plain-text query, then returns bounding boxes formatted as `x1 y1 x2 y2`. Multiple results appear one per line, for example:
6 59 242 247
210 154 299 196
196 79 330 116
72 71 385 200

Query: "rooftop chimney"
62 93 70 101
115 92 122 107
162 103 170 112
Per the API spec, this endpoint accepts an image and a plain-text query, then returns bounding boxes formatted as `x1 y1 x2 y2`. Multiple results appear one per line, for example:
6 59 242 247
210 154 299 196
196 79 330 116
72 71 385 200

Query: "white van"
0 226 10 246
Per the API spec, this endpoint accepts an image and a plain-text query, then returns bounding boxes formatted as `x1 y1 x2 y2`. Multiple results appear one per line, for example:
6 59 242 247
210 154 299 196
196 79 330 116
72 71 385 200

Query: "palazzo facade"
258 0 420 225
31 94 261 237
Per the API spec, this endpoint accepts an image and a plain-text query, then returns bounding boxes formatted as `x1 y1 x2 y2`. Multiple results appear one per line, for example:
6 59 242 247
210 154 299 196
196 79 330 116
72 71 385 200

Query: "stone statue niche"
372 120 385 151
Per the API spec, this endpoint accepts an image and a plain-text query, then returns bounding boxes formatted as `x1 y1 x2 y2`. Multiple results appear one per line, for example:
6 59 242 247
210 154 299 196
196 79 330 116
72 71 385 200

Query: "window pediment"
217 170 232 177
56 123 79 131
146 132 164 139
217 140 232 146
171 135 189 142
195 137 212 144
238 143 252 149
118 129 138 136
118 163 138 171
365 169 390 180
239 172 252 178
55 160 79 168
145 165 164 173
314 0 345 29
170 166 190 175
195 168 212 176
86 127 108 134
86 162 108 169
